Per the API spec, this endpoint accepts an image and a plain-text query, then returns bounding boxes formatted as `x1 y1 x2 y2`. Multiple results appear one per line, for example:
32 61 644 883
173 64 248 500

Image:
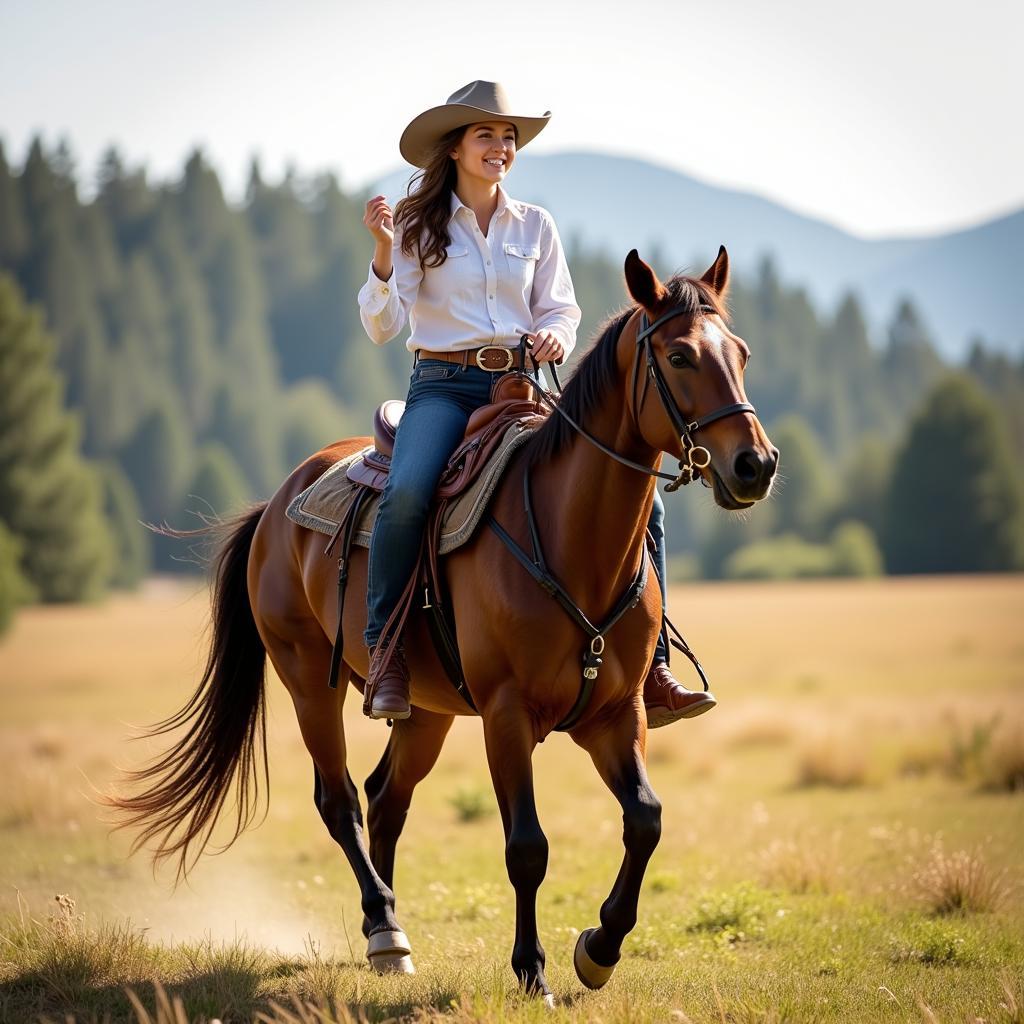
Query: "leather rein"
534 304 756 491
485 306 753 731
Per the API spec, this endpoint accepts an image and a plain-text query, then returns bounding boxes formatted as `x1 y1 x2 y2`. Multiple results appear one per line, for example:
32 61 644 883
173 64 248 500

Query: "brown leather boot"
366 643 412 721
644 662 716 728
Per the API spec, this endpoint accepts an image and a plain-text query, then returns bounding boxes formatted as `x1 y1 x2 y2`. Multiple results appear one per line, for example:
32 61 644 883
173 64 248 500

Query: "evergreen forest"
1 138 1022 628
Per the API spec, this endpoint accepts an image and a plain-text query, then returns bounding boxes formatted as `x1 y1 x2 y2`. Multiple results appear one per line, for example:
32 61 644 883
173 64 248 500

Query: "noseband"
632 305 756 491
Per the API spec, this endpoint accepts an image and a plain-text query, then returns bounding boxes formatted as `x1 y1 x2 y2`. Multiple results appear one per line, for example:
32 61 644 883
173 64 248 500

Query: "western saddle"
345 372 545 498
327 370 548 709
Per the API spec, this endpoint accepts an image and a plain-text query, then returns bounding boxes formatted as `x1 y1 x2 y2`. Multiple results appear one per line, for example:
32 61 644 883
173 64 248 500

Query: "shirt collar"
448 185 526 223
496 185 526 222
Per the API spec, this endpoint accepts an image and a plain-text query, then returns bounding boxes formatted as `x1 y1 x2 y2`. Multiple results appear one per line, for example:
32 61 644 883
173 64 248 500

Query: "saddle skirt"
285 418 537 555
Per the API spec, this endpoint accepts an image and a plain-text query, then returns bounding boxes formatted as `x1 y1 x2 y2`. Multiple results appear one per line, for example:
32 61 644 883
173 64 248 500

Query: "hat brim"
399 104 551 168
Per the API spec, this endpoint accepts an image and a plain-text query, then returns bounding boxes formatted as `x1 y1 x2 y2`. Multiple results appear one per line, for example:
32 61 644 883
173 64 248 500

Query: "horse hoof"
573 928 616 990
542 993 556 1010
366 929 415 975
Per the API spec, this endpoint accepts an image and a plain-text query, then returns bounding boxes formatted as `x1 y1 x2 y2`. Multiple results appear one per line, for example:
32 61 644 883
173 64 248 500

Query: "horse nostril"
734 449 761 484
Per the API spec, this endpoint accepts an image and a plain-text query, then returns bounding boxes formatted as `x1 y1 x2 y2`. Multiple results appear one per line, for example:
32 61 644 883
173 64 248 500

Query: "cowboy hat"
399 81 551 168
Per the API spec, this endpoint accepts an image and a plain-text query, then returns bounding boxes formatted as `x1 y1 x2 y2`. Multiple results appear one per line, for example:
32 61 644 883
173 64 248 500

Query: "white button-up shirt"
357 186 582 357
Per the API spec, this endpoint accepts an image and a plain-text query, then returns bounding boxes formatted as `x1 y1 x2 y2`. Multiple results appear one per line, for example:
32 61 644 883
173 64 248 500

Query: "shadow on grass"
0 962 465 1024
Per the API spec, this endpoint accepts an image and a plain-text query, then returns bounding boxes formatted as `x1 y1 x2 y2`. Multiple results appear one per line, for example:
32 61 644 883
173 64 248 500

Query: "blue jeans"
364 358 670 665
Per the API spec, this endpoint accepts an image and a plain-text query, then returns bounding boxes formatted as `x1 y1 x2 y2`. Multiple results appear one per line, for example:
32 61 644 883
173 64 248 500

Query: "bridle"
633 305 756 490
522 303 756 492
483 303 749 728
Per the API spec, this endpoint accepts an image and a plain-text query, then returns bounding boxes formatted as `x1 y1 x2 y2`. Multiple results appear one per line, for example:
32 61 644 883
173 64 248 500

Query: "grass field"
1 575 1022 1023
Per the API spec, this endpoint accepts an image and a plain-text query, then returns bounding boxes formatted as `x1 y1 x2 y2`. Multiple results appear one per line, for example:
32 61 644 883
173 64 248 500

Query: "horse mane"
524 274 726 467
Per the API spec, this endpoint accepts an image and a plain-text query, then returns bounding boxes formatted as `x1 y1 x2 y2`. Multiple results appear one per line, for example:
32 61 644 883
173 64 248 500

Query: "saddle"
345 372 544 499
325 371 548 709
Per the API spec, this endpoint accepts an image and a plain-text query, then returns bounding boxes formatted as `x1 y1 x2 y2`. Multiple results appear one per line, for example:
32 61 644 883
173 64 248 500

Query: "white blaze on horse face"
700 317 727 354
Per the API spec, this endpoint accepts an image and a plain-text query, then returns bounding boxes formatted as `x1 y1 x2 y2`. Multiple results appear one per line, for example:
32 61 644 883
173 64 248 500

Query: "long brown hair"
394 127 463 271
395 123 517 271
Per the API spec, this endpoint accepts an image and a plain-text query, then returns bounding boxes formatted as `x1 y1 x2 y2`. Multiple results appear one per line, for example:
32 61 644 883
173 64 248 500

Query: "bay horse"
111 248 777 1002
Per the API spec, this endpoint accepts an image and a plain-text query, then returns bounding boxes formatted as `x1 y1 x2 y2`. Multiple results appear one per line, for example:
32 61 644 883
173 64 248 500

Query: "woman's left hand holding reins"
525 331 565 364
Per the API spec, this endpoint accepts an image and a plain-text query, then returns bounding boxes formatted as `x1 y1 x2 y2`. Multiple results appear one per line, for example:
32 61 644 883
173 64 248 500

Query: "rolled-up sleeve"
529 211 582 358
357 233 423 345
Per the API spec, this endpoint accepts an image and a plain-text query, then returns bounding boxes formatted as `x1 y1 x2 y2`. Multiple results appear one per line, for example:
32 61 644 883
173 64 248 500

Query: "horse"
110 247 777 1003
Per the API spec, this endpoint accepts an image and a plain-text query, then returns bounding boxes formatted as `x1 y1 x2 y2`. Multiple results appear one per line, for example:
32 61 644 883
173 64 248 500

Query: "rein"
484 310 744 730
517 306 756 492
487 466 649 732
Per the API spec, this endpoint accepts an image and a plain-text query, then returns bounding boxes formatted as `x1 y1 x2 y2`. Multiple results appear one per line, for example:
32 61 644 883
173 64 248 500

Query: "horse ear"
624 249 669 311
700 245 730 300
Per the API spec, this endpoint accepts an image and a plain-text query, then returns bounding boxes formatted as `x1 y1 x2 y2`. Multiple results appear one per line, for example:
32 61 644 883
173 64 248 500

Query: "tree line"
1 138 1022 630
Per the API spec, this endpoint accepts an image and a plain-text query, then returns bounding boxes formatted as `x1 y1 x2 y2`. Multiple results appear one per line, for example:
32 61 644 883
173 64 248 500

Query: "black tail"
107 502 269 880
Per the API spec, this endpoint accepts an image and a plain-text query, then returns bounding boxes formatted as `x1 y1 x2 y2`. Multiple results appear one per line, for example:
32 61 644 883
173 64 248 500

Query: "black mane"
524 275 724 467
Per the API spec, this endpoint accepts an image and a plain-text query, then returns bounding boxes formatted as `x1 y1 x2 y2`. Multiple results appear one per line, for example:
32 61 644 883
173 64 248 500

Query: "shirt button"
381 286 389 295
489 295 494 300
486 259 491 265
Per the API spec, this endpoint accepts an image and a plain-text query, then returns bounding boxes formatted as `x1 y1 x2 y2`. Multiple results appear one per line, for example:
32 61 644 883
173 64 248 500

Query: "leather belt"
414 346 515 372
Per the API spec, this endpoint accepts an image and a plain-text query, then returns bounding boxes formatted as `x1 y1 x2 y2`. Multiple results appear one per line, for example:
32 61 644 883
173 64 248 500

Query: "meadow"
0 575 1022 1023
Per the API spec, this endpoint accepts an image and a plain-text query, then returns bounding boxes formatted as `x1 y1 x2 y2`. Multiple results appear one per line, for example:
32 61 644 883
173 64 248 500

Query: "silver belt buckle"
475 346 514 372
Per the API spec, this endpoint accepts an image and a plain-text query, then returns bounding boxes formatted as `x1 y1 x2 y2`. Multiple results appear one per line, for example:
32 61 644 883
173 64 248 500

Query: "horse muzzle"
711 445 778 508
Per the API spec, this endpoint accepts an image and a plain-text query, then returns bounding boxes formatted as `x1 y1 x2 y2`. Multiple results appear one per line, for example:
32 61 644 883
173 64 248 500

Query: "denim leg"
364 364 494 648
648 488 669 665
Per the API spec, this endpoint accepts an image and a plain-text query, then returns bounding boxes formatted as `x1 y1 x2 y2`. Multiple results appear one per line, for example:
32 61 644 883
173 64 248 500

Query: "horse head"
624 247 778 509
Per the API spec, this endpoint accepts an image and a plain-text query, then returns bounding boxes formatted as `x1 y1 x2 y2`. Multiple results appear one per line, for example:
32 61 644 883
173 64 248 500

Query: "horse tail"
107 502 269 881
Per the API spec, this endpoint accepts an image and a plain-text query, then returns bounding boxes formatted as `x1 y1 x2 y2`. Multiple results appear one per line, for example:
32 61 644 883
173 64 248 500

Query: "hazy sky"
1 0 1020 239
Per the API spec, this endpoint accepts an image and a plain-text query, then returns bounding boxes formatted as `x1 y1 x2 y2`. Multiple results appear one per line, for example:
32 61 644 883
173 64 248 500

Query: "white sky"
1 0 1020 239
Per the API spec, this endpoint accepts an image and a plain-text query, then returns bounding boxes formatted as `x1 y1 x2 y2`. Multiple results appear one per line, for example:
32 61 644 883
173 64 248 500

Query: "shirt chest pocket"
503 242 539 288
436 244 474 294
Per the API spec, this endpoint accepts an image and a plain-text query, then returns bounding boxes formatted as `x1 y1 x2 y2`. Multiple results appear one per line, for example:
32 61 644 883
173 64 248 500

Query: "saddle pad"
285 421 535 555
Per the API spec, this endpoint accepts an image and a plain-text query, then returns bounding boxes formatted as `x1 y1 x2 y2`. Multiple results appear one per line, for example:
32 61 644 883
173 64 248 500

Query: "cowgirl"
358 81 715 726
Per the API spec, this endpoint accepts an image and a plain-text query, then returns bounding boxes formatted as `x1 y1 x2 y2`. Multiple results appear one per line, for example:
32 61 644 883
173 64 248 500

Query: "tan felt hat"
399 81 551 168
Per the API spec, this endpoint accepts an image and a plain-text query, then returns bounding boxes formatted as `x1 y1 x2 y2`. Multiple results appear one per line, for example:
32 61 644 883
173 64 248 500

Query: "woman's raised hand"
365 196 394 282
364 195 394 245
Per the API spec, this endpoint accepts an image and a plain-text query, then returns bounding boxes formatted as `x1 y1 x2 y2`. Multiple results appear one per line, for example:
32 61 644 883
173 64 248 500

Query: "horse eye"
668 352 691 369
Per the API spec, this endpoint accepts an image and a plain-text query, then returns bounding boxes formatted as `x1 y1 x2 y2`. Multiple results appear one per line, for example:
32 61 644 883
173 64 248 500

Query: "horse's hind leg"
571 707 661 990
362 706 453 935
263 622 414 973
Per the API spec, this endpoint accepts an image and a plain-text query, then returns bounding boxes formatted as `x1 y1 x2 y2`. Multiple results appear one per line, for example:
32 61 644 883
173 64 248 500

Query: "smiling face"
450 121 517 187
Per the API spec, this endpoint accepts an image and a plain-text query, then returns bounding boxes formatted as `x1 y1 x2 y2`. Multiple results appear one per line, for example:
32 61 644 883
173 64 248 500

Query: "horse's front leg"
571 701 661 989
482 698 552 1004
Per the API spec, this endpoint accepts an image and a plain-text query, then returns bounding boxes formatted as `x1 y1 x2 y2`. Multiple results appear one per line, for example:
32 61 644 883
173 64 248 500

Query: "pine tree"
835 434 893 538
281 381 357 471
204 384 282 497
0 521 34 634
881 299 944 413
767 414 837 539
0 275 112 600
148 207 219 428
883 375 1024 573
185 443 250 518
118 397 193 522
0 141 29 271
98 461 151 588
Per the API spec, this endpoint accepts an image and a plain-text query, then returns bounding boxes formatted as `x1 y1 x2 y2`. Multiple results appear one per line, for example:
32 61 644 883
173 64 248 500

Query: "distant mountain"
374 152 1023 358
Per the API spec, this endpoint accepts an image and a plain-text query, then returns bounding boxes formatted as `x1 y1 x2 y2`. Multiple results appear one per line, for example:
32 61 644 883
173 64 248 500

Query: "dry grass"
756 835 840 894
912 844 1010 915
721 712 795 750
1 576 1023 1022
793 736 868 789
979 724 1024 793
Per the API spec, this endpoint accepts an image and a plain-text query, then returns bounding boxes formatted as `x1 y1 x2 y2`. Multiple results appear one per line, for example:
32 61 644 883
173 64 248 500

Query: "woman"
358 80 714 726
